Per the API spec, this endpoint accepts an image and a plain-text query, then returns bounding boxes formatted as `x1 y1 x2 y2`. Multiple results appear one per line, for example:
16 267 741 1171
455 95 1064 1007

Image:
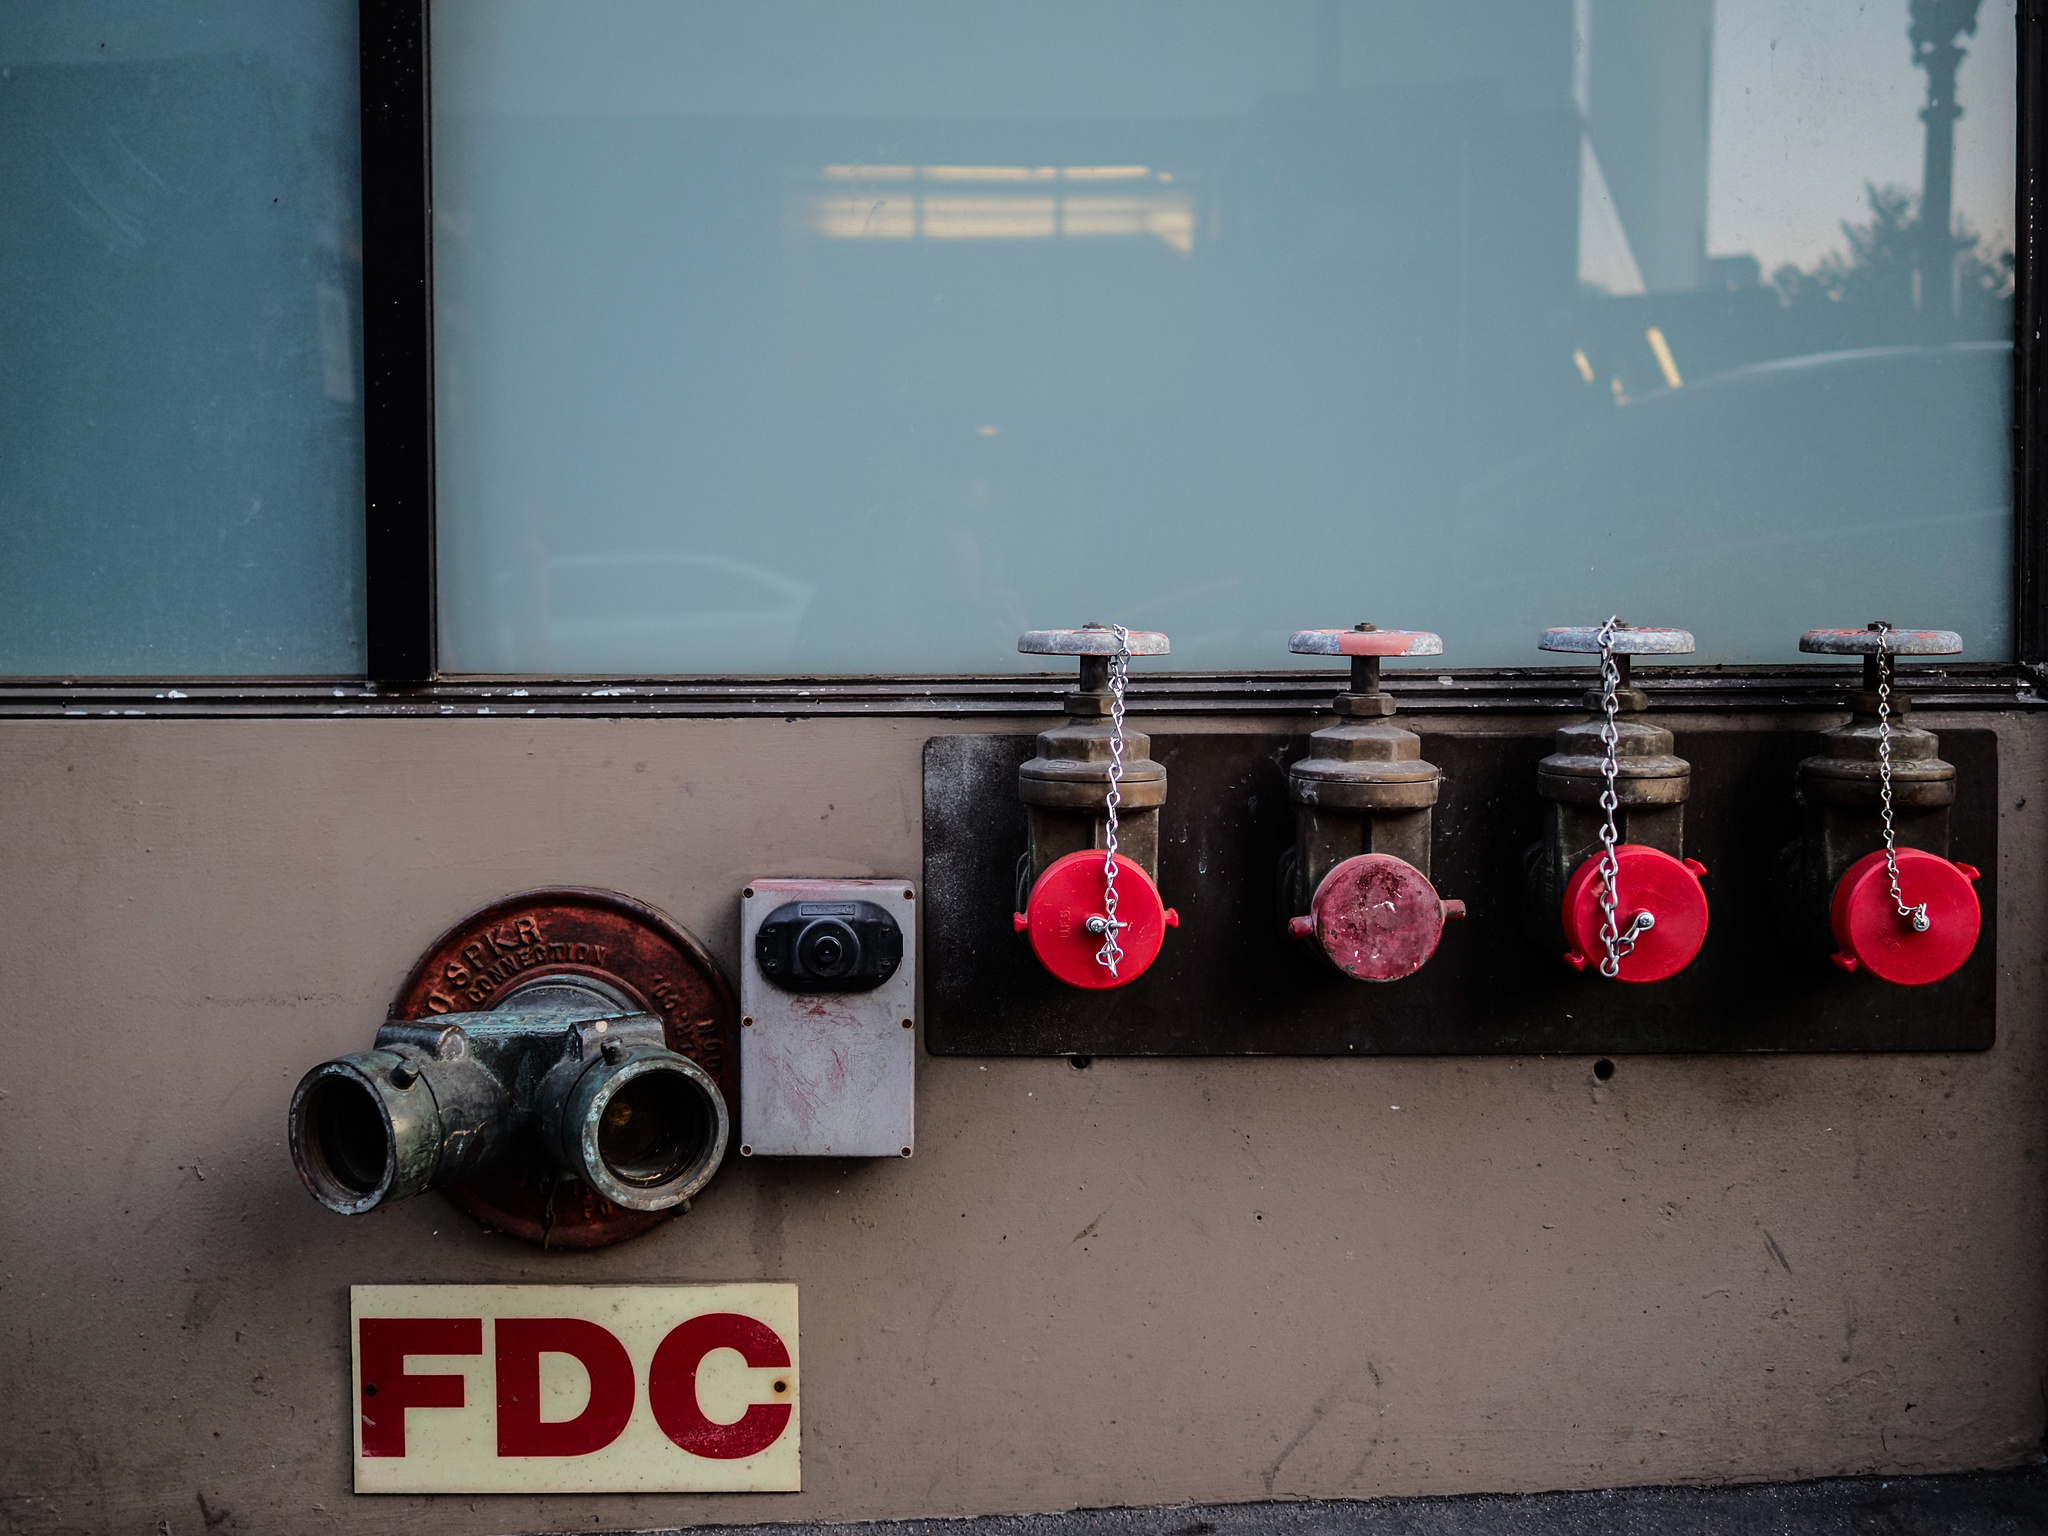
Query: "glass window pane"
432 0 2015 674
0 2 365 677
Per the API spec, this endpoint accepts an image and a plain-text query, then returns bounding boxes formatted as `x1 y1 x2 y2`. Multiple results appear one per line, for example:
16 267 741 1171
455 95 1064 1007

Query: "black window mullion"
359 0 436 684
2017 0 2048 670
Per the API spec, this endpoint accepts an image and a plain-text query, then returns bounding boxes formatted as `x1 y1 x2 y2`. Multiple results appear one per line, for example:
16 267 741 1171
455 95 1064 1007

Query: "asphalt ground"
623 1464 2048 1536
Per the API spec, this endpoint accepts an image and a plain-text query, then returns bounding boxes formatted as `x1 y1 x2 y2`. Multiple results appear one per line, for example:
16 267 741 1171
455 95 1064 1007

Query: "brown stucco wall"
2 711 2042 1535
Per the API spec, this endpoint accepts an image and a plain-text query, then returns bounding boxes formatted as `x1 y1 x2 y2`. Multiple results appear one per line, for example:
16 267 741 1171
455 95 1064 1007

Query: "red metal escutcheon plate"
1305 853 1456 981
1561 845 1709 983
390 888 739 1249
1829 847 1981 986
1013 849 1177 989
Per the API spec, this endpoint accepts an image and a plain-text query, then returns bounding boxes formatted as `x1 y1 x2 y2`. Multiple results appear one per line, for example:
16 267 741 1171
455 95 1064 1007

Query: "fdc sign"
350 1284 799 1493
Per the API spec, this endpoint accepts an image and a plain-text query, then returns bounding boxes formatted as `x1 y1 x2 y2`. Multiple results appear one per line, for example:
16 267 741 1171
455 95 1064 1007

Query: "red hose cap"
1014 849 1174 989
1828 847 1981 986
1561 845 1709 983
1303 852 1458 981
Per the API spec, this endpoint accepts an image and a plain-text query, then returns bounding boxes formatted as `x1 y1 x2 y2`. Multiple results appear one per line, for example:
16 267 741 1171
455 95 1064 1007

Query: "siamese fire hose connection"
289 1003 728 1217
285 888 740 1248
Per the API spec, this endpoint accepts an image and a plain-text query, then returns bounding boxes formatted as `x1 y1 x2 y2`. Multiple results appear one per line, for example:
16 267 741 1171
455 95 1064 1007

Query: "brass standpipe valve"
1282 624 1464 980
1780 624 1980 985
1012 624 1178 989
1525 623 1708 982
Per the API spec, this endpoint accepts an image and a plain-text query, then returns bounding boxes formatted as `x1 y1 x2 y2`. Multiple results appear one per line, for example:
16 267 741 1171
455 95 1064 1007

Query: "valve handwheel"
1797 627 1965 656
1560 845 1709 983
1538 624 1696 656
1287 628 1444 658
1013 849 1178 990
1018 626 1171 657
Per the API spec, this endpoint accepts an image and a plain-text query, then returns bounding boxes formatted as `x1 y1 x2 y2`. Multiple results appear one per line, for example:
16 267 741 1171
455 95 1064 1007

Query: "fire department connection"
285 617 1982 1251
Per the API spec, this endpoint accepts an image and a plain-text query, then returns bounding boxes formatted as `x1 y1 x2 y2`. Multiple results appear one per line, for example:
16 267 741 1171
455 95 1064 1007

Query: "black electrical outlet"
754 900 904 993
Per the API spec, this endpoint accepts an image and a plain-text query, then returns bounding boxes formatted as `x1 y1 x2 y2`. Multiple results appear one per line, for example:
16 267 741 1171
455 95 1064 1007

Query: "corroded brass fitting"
1284 625 1444 902
1778 625 1964 953
290 992 728 1219
1016 625 1169 887
1282 624 1464 982
1524 625 1696 954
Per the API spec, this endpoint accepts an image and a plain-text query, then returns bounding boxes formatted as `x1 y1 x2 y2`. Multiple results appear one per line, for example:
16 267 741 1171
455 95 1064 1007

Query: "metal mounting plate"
922 729 1997 1055
739 878 917 1157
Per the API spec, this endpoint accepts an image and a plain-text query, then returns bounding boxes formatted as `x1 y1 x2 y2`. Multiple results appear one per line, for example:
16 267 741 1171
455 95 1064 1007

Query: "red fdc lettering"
648 1313 793 1460
358 1317 482 1457
495 1318 636 1457
359 1310 792 1462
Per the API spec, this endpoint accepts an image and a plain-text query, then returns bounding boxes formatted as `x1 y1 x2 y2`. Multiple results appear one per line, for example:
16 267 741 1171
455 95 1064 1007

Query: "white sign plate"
350 1284 799 1493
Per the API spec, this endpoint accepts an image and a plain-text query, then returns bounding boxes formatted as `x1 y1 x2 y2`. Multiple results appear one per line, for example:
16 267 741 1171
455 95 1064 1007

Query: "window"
430 0 2018 674
3 2 2036 686
0 3 366 676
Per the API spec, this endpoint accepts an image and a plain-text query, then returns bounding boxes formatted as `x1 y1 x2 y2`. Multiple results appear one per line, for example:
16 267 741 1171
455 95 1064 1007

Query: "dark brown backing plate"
390 888 739 1248
922 728 1998 1055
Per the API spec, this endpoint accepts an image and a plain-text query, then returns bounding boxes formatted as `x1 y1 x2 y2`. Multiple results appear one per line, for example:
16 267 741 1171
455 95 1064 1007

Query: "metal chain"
1594 617 1655 978
1091 624 1133 976
1873 623 1933 933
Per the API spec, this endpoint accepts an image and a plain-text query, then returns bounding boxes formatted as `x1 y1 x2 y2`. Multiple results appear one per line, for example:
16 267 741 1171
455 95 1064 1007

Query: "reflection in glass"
433 0 2015 673
808 165 1196 251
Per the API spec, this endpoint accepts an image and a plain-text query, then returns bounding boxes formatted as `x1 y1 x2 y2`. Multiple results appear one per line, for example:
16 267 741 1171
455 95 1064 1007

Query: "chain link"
1091 624 1133 977
1872 622 1933 933
1594 617 1655 978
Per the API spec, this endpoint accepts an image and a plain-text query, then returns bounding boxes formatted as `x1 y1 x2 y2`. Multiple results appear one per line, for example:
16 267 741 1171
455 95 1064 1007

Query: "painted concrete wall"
2 711 2042 1535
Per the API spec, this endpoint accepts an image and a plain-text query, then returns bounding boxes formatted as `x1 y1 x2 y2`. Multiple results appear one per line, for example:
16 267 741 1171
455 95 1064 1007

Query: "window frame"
2014 0 2048 672
9 0 2045 716
361 0 436 684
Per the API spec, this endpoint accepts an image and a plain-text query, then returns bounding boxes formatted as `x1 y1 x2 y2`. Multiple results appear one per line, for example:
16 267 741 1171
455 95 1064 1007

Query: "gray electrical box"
738 878 917 1157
